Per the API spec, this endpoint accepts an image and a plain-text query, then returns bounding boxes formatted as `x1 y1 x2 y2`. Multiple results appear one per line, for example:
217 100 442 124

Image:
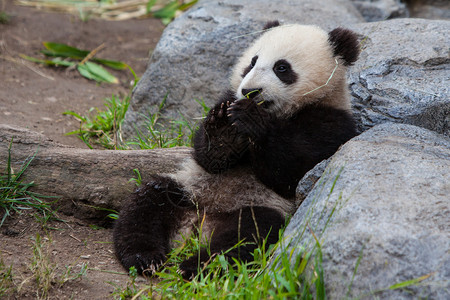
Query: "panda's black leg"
113 175 193 275
178 206 285 280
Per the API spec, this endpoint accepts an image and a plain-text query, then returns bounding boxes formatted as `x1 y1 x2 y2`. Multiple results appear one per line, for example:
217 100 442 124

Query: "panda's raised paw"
206 100 233 129
227 98 270 134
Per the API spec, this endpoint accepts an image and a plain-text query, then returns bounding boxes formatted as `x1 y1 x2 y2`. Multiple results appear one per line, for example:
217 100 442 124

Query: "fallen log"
0 124 191 221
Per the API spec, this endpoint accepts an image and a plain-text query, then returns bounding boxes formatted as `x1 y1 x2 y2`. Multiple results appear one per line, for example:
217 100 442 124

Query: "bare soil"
0 0 164 148
0 0 164 298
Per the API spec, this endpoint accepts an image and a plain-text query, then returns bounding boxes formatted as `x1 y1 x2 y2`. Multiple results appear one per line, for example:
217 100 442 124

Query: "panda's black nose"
242 88 263 99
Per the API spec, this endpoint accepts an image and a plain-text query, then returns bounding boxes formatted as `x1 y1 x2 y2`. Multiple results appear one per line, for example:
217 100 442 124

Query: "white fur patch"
171 158 295 217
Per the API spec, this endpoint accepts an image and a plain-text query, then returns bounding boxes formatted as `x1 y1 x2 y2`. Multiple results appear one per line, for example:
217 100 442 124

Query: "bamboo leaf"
77 62 119 84
20 54 75 67
93 58 127 70
51 57 76 67
42 42 89 58
77 63 101 82
42 42 127 69
85 61 119 84
41 49 84 60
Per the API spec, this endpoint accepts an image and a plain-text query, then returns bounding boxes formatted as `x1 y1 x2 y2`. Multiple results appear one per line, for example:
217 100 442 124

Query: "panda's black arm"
250 106 358 198
193 90 251 173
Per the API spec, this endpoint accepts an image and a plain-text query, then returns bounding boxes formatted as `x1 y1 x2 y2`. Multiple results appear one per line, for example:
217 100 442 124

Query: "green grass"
0 141 58 227
64 94 131 149
128 97 209 149
65 93 209 150
110 228 326 300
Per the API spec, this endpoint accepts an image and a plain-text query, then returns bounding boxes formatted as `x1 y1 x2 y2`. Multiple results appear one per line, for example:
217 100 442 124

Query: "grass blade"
389 273 434 290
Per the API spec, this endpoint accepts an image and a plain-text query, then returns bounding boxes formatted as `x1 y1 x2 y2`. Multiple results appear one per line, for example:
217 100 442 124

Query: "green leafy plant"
0 141 58 227
21 42 136 84
64 94 130 149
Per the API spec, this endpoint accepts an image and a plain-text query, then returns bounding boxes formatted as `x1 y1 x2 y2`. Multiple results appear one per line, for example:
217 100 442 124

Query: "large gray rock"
348 18 450 136
350 0 408 21
123 0 363 137
295 158 330 207
282 123 450 299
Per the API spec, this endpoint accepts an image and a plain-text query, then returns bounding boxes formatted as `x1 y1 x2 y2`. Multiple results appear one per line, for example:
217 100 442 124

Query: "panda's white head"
230 22 359 117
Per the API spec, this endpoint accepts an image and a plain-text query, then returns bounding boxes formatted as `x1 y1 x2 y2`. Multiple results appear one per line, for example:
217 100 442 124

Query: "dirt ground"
0 0 164 148
1 0 164 298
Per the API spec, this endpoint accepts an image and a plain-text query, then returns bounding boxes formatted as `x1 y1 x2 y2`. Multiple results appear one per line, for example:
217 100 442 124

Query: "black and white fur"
113 21 360 279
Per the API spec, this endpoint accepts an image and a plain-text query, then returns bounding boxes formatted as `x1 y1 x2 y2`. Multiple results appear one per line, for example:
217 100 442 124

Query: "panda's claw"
227 105 236 113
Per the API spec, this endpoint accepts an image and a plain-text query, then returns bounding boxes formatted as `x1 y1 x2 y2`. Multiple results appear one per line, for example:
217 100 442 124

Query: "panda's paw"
206 100 233 129
227 98 270 137
178 251 218 280
137 176 192 208
178 256 201 280
123 252 165 276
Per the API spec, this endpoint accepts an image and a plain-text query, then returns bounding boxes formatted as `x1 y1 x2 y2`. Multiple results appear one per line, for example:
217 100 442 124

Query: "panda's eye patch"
273 60 291 73
273 59 298 85
251 56 258 67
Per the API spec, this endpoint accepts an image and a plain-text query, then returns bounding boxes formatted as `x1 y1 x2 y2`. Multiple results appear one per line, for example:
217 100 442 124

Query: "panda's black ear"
328 28 360 66
263 20 280 30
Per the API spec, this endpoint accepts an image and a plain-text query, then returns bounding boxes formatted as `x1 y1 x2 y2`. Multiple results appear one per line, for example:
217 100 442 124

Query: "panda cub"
114 21 360 279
